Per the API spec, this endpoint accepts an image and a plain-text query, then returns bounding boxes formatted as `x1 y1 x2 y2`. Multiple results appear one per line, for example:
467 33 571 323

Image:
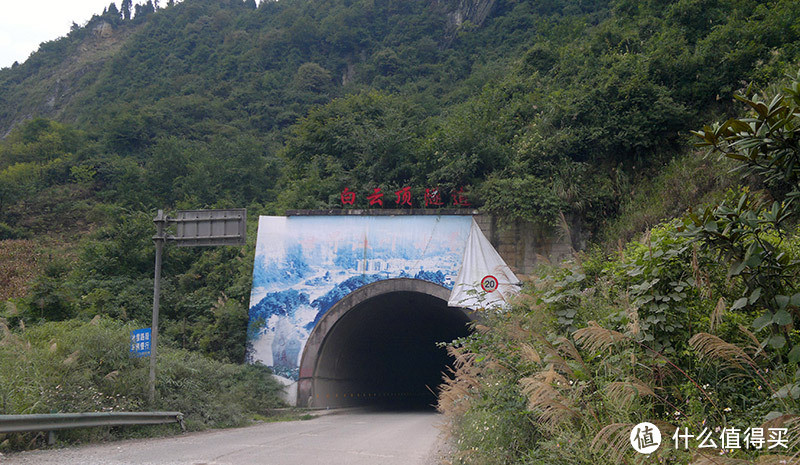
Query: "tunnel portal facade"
246 213 517 407
298 278 473 408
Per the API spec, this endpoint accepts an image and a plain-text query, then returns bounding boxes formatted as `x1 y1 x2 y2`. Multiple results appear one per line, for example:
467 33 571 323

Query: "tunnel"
297 279 473 409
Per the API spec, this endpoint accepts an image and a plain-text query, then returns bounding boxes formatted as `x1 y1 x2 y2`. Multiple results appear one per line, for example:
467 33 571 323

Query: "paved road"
1 410 449 465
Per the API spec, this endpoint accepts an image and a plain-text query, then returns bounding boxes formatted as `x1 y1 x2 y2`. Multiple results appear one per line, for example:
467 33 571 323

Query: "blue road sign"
130 328 152 357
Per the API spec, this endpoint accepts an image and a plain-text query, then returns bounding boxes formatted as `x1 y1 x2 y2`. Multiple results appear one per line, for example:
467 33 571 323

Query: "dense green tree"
279 91 427 208
134 1 155 21
292 62 332 93
107 2 120 19
121 0 131 20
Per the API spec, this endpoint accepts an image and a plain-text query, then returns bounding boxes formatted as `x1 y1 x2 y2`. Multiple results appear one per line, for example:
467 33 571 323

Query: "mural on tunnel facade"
247 215 474 382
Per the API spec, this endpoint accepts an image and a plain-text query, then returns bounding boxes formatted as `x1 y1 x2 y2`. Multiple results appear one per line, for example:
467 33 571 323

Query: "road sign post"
150 210 166 404
149 208 246 405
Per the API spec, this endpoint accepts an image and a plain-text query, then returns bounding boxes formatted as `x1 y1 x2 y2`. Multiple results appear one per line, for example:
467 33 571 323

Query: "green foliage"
601 150 735 244
480 175 566 226
0 317 285 448
292 62 333 93
539 266 586 333
685 75 800 371
684 190 797 329
621 223 708 356
1 0 799 231
187 296 249 363
449 380 537 464
0 162 42 212
442 225 799 463
21 276 76 322
121 0 132 20
278 91 428 208
441 72 800 464
64 209 258 362
0 119 81 169
156 348 283 429
694 71 800 199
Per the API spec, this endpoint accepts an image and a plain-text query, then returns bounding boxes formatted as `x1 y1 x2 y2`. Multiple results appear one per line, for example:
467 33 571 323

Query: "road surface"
1 410 450 465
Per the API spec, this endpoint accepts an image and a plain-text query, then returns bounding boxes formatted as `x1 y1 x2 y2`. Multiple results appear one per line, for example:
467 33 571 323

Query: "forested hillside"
3 0 799 223
2 0 800 453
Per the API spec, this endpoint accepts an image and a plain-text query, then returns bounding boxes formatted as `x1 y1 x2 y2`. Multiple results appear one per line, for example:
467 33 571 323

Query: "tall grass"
438 230 800 464
602 150 736 245
0 316 284 450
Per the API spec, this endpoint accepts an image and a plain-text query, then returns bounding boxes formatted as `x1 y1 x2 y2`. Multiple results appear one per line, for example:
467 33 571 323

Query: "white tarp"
448 219 519 309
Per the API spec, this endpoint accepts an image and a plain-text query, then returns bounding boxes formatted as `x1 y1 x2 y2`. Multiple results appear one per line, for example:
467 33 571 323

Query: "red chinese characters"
367 188 384 207
340 187 356 205
424 188 444 207
340 186 471 207
452 187 471 206
395 186 412 206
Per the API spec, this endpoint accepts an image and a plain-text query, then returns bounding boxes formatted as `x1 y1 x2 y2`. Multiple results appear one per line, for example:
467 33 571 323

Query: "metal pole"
150 210 166 405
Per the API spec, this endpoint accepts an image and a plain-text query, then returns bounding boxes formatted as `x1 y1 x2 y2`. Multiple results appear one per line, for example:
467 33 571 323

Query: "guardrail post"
47 430 56 445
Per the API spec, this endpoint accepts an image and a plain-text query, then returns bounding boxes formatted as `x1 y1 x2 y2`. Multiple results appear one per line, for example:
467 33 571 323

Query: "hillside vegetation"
439 76 800 463
2 0 800 456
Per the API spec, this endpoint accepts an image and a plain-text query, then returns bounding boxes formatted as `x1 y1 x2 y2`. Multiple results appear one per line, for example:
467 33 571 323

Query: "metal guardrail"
0 412 185 445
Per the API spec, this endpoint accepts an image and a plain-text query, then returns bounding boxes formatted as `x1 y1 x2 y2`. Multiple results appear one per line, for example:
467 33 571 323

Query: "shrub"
0 316 285 449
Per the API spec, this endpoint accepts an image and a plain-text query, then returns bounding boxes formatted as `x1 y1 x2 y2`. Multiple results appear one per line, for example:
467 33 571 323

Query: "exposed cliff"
434 0 497 30
0 21 139 137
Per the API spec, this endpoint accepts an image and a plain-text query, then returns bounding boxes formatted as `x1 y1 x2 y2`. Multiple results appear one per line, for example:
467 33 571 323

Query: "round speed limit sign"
481 275 499 293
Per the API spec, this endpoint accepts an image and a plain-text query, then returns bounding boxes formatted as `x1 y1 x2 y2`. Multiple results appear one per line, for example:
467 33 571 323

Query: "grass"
0 316 287 451
601 149 737 245
438 218 800 464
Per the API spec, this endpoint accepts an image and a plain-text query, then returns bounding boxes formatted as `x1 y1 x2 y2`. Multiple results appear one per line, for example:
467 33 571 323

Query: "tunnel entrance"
297 279 473 408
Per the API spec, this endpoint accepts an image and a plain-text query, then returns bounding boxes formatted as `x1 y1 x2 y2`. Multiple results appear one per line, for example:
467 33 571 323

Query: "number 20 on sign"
481 275 499 293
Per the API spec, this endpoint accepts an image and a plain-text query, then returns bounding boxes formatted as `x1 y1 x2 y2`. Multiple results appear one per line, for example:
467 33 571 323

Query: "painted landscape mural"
247 215 473 381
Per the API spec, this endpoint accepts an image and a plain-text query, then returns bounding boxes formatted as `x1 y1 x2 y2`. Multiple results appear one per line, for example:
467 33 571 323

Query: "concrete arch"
297 278 473 408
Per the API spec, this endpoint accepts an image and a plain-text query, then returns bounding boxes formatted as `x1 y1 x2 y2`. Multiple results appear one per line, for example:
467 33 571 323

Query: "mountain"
1 0 508 138
3 0 799 227
1 0 799 362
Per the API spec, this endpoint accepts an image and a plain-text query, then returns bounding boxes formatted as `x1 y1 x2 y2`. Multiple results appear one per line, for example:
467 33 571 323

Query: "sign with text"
481 275 499 293
340 186 471 208
130 328 152 358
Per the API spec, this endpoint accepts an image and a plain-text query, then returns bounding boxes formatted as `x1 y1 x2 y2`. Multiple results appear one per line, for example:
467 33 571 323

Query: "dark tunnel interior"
311 290 472 409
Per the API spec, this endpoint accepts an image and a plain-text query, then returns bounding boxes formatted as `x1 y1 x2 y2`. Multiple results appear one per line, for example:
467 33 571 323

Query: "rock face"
341 62 356 86
435 0 497 30
1 20 135 138
91 21 114 38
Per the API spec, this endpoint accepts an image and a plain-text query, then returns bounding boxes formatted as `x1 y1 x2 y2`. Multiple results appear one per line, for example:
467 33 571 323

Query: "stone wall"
474 214 580 277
